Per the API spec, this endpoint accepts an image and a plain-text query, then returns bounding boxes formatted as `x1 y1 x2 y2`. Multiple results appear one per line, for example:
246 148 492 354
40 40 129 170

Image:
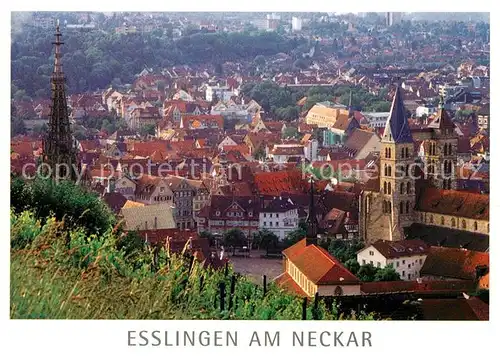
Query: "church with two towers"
359 85 489 250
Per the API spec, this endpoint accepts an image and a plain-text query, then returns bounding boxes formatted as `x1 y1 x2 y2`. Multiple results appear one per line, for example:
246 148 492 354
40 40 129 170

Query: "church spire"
305 177 318 243
42 21 78 181
428 95 455 131
382 83 413 143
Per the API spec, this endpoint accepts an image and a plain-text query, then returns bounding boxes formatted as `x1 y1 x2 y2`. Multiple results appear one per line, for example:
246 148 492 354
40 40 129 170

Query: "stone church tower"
360 85 416 243
42 22 79 181
421 99 458 190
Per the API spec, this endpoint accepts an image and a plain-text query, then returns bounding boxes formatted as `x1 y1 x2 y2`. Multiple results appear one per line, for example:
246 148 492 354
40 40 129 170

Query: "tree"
254 229 279 255
253 146 266 161
344 258 360 275
11 117 26 137
223 228 246 254
10 176 116 236
254 55 266 67
374 265 401 281
284 225 306 247
356 264 378 282
282 126 299 139
140 123 156 137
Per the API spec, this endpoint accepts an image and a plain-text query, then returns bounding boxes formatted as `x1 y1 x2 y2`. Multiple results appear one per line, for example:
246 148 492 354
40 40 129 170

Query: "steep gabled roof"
283 239 360 285
382 85 413 144
427 105 455 131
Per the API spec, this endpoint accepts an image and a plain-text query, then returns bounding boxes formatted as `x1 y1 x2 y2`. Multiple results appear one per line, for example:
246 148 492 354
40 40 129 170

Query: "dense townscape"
10 12 489 320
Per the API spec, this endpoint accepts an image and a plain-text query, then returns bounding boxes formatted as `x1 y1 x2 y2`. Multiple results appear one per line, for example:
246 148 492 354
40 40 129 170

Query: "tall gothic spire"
42 21 78 181
382 83 413 143
305 177 318 242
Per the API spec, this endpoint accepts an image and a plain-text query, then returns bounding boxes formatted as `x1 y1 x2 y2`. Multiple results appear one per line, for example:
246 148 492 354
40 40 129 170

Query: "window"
370 261 373 265
334 286 343 296
369 250 374 256
270 222 273 227
396 261 400 267
216 211 220 216
377 262 381 268
430 215 434 224
407 182 411 194
400 201 404 214
405 147 409 158
402 260 405 264
451 218 456 227
276 222 279 226
388 165 392 177
384 182 387 194
474 221 478 231
408 273 411 279
408 264 411 268
264 222 267 226
462 220 467 229
441 216 445 225
362 259 366 265
419 259 423 265
401 147 405 158
400 182 405 194
264 213 266 218
406 201 410 214
388 182 392 194
402 271 405 277
276 214 279 218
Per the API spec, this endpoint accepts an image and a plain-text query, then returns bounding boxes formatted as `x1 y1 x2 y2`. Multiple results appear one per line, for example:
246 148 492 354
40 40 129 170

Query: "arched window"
451 218 456 227
405 165 409 177
385 148 388 158
334 286 343 296
388 182 392 194
474 221 478 231
384 164 387 176
401 147 405 158
441 216 445 225
443 143 448 156
462 220 466 229
400 182 405 194
400 201 404 214
388 165 392 177
406 182 411 194
388 148 391 158
405 147 409 158
384 182 388 194
406 201 410 214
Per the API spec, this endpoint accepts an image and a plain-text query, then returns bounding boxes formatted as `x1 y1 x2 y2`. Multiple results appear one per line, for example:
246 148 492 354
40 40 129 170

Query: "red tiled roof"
274 272 307 297
420 246 489 280
416 187 489 220
369 239 429 259
283 239 360 285
254 170 307 196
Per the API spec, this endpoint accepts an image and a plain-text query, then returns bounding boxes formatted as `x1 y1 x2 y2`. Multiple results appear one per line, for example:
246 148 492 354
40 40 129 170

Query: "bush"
11 176 115 236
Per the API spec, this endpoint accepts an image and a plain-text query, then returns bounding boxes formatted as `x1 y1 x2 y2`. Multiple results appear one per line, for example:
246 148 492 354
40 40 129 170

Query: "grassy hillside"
10 210 377 320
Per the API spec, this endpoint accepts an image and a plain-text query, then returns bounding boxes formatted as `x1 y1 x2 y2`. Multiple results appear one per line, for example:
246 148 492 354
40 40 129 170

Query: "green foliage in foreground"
11 210 378 320
11 176 116 236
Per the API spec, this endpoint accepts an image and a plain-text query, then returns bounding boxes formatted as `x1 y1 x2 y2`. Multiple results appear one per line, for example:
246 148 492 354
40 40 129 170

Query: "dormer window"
216 211 220 216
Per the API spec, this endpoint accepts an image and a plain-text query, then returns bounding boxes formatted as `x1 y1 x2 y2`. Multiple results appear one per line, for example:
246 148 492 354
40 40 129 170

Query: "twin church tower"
360 84 459 243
